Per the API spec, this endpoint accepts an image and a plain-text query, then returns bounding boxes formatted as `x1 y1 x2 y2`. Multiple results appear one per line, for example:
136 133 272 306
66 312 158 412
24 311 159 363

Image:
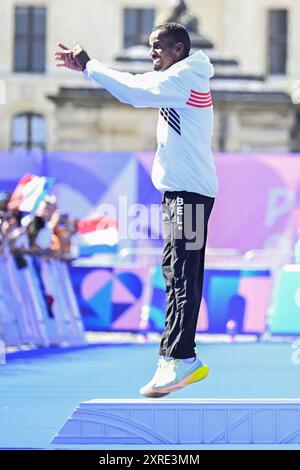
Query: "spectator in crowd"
27 196 59 255
0 209 28 268
1 188 79 261
52 213 78 257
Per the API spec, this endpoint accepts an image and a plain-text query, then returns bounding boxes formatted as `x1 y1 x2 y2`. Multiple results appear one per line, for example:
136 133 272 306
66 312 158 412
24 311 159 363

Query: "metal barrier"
0 252 85 349
40 259 85 345
0 254 24 346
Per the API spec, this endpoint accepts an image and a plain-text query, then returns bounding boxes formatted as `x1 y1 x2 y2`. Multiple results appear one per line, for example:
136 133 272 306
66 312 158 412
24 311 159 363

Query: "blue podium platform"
52 398 300 445
2 343 300 449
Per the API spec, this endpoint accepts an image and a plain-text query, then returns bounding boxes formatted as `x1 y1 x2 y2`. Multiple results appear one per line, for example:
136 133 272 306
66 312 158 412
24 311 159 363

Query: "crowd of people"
0 192 79 266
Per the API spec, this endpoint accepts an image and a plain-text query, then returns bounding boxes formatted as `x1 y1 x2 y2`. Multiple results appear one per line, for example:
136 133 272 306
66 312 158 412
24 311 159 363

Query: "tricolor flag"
8 174 55 213
186 89 213 108
77 216 118 247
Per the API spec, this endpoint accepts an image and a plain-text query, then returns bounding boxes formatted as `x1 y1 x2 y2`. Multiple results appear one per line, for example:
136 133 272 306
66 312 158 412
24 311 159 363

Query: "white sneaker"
139 358 171 398
140 357 209 397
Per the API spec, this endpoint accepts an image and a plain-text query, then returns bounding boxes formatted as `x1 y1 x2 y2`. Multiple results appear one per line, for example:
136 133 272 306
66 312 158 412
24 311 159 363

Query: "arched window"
11 113 46 151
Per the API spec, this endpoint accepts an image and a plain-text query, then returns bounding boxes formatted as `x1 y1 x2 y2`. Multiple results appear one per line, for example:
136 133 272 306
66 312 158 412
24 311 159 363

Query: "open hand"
54 43 84 71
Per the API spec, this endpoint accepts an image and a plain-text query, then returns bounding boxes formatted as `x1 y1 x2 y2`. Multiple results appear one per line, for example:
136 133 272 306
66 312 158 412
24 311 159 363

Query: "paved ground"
0 342 300 450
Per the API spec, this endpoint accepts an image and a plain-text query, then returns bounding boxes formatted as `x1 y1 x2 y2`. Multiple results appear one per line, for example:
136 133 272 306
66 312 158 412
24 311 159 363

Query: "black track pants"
159 190 214 359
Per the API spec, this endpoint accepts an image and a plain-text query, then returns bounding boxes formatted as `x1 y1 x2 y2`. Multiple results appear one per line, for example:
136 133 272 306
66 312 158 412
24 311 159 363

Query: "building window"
123 8 155 48
267 9 288 75
11 113 46 151
14 6 46 73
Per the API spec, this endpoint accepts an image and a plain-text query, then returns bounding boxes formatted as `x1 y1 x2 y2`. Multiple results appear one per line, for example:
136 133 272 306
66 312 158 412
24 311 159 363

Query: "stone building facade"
0 0 299 153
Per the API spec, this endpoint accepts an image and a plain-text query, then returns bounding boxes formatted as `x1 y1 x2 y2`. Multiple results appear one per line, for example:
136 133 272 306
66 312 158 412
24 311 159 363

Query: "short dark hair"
152 22 191 58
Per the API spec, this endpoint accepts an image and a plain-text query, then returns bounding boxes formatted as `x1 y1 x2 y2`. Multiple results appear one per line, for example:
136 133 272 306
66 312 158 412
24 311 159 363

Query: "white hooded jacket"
84 50 218 197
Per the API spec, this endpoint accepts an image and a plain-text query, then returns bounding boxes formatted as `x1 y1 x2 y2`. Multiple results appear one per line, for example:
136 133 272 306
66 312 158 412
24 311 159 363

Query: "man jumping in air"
55 22 218 398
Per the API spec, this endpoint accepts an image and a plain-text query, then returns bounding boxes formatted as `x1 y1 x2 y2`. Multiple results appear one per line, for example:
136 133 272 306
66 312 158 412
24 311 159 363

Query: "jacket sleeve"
83 59 190 109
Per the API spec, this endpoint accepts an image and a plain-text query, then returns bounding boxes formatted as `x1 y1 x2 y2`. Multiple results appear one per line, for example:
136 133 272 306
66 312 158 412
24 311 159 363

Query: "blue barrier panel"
69 265 272 334
146 266 272 334
69 265 150 331
270 265 300 334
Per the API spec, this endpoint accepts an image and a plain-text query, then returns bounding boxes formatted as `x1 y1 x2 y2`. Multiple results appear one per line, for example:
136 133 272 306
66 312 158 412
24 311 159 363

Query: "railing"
0 249 85 349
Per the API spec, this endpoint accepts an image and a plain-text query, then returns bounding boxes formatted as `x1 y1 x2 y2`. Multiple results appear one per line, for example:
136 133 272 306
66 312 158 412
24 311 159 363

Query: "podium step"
52 399 300 445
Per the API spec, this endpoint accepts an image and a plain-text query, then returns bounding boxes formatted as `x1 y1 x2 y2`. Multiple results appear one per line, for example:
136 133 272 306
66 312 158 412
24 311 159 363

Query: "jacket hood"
184 50 214 78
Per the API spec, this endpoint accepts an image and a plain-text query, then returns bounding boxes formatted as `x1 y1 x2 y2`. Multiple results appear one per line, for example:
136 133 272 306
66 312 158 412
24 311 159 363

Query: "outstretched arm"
55 43 189 109
83 60 190 109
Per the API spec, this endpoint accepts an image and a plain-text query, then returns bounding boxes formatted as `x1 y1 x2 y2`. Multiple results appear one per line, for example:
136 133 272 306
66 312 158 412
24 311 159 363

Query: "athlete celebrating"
55 22 218 397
